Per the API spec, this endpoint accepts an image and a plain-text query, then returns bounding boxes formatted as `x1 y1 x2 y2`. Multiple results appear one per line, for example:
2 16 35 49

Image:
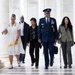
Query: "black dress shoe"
9 66 13 69
69 65 72 68
31 59 36 66
45 66 48 69
22 61 25 63
35 66 38 69
50 61 53 67
64 65 67 68
31 62 35 66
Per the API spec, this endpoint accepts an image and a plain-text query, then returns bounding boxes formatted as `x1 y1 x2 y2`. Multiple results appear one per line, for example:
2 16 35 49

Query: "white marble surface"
0 0 9 55
0 63 75 75
0 0 75 74
0 0 74 55
0 45 75 75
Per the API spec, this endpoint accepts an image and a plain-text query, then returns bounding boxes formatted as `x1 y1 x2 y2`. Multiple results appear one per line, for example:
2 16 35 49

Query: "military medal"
51 20 54 24
52 25 55 32
41 23 44 28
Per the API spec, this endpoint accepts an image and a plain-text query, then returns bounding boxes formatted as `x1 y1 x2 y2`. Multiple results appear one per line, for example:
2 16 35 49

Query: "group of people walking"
2 8 74 69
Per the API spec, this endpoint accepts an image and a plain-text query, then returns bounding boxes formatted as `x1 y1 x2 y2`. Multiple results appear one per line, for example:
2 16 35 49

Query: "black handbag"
39 43 42 49
54 46 58 54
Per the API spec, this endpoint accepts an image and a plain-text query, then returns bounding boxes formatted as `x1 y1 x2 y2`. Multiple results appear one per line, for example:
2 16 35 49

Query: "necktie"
47 18 50 23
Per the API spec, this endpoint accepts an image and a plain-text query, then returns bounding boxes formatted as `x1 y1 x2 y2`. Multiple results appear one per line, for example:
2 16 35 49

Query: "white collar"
45 17 50 22
9 22 17 26
21 22 24 24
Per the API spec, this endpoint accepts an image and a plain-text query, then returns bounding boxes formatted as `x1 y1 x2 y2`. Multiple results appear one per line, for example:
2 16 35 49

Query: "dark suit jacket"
19 22 29 43
38 17 58 43
27 26 42 48
27 26 38 43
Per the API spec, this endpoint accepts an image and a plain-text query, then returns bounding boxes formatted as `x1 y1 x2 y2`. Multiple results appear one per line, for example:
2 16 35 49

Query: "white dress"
7 23 21 55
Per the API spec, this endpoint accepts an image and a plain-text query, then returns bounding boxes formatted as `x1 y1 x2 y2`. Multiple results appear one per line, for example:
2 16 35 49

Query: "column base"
0 60 4 69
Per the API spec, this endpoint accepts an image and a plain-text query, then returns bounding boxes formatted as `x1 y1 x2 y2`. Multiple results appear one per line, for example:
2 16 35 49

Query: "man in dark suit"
19 16 29 63
38 8 58 69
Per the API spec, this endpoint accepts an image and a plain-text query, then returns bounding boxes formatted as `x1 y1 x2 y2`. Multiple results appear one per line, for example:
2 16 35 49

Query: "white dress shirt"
20 22 24 36
45 18 50 23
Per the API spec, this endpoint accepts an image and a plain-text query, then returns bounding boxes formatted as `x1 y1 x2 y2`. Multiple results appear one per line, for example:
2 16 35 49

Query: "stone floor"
0 45 75 75
0 65 75 75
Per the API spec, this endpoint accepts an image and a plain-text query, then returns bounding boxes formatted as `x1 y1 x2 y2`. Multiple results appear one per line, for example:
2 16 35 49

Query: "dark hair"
11 14 16 18
61 16 73 33
30 18 37 26
20 15 24 19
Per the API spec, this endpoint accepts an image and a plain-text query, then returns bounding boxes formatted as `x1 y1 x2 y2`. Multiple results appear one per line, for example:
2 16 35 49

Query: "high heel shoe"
9 65 13 69
18 61 21 67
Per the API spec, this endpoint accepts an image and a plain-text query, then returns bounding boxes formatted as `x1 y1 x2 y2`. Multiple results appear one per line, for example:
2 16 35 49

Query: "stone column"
73 0 75 65
9 0 21 22
20 0 28 22
73 0 75 38
0 0 9 55
20 0 39 24
28 0 39 23
62 0 73 22
0 0 9 68
56 0 61 27
38 0 45 19
38 0 59 24
44 0 57 18
0 60 4 69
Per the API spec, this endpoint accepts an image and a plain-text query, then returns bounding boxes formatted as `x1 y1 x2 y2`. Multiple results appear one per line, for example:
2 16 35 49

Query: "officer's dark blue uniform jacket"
38 17 58 43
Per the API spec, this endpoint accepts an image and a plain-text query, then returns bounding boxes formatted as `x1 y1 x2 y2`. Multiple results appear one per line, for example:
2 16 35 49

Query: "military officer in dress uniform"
38 8 58 69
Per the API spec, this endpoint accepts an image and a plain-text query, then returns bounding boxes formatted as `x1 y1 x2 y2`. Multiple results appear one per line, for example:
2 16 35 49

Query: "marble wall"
0 0 74 54
9 0 21 22
62 0 73 22
0 0 9 54
27 0 38 24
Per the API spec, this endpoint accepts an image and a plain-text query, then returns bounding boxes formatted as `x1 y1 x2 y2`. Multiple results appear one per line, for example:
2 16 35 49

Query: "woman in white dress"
2 14 21 69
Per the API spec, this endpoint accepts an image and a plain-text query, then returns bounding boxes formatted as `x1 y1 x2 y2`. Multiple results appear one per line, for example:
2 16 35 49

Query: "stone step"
0 60 4 69
0 63 4 69
0 60 1 63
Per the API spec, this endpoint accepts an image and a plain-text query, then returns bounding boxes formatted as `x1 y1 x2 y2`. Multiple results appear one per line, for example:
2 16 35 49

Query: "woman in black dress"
27 18 41 69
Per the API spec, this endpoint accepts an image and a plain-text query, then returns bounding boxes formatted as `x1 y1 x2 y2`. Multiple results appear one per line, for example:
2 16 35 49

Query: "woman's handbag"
54 46 58 54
